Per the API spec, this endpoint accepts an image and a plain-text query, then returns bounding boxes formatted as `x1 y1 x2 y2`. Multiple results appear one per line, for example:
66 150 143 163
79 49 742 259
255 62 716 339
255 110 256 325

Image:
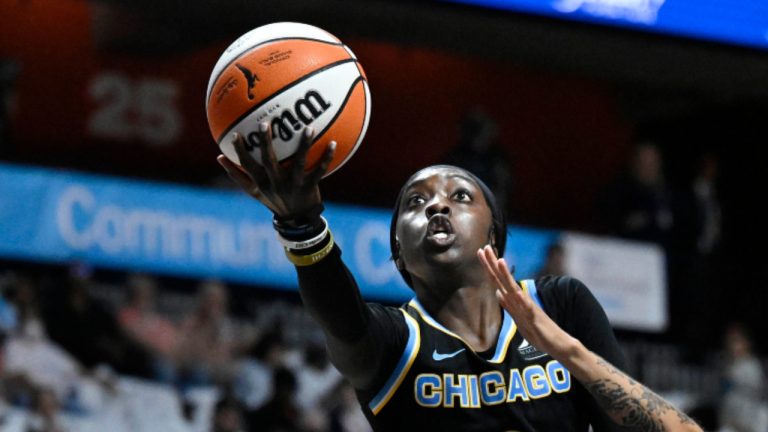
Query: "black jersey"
355 277 625 432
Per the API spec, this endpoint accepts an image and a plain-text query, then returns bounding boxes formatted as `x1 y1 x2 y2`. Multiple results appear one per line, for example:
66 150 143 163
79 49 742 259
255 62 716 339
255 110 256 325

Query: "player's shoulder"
530 274 590 299
366 301 409 328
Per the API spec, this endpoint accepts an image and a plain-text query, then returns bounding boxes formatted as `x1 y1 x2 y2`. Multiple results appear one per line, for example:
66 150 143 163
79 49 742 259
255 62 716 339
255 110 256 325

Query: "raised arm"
216 124 404 389
477 245 702 432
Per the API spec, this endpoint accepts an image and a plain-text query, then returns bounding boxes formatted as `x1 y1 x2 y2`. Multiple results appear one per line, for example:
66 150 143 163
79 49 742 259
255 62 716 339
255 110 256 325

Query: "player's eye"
407 194 425 207
453 189 472 202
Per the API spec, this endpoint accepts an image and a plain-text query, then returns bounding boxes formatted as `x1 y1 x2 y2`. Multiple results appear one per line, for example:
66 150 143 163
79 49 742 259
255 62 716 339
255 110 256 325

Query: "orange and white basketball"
206 22 371 177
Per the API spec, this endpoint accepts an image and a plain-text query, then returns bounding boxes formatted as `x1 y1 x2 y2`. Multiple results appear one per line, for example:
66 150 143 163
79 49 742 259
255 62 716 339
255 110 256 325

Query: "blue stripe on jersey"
526 279 543 309
488 310 516 363
369 310 421 415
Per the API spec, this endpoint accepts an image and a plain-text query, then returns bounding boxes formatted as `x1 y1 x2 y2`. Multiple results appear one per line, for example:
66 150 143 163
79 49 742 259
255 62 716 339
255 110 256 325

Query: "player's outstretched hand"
478 245 703 431
216 123 336 219
477 245 575 359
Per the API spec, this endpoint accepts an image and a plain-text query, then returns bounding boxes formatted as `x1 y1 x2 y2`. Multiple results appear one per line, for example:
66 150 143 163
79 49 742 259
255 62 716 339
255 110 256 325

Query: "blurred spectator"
5 274 45 339
42 264 152 378
691 153 722 256
535 242 566 278
176 280 237 387
0 291 17 338
212 394 247 432
25 387 66 432
247 367 303 432
329 383 372 432
234 330 288 410
118 273 179 383
2 275 83 402
671 152 725 354
443 108 513 214
719 323 768 432
295 341 343 429
673 151 723 258
599 141 674 249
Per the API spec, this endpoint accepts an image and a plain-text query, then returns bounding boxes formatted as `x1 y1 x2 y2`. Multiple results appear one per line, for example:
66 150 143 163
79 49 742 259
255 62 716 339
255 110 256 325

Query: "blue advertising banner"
0 163 558 302
446 0 768 51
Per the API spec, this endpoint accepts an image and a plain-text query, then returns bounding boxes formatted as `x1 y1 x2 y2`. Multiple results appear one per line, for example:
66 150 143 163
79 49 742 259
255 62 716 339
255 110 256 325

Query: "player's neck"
415 283 502 352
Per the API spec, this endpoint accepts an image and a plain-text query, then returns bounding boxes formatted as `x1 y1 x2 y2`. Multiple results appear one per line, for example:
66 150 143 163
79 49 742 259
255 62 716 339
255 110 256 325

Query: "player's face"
395 166 493 283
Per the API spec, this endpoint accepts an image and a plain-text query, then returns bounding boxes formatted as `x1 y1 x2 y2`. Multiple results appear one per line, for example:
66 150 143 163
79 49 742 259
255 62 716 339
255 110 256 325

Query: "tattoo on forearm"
587 358 696 431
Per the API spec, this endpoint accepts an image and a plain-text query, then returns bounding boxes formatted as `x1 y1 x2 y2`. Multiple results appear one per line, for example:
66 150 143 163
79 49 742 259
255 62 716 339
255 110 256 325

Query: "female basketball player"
217 124 701 431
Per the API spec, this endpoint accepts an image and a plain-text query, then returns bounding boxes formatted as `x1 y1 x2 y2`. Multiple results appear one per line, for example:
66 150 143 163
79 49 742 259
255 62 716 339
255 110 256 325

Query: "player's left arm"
478 246 703 432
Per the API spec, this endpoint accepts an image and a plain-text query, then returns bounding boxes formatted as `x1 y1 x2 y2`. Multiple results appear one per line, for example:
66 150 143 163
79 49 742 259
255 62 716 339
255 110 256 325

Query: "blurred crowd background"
2 0 768 431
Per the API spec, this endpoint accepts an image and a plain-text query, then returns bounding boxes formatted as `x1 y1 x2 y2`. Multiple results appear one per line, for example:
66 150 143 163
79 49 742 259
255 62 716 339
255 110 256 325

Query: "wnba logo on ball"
247 90 332 149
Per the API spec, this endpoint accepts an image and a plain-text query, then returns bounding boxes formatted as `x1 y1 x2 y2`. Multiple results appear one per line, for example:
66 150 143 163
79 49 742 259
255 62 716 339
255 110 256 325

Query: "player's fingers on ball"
218 153 253 184
231 133 261 177
224 164 256 193
217 154 238 174
227 143 270 192
293 127 315 181
306 141 336 185
257 122 281 181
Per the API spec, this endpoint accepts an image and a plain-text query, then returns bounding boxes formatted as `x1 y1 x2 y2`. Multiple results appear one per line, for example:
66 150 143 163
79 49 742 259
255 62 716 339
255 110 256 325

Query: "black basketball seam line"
277 76 364 165
215 58 359 143
342 46 366 78
207 36 344 102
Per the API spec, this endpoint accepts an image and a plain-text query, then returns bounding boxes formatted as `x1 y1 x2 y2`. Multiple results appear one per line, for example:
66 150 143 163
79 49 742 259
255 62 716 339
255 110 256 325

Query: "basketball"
206 22 371 177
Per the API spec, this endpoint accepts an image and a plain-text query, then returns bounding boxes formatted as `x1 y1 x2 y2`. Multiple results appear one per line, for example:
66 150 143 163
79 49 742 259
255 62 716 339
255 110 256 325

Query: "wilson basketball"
206 22 371 177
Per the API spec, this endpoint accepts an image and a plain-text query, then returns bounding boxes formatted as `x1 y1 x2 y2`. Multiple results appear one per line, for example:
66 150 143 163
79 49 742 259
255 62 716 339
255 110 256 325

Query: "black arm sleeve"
538 276 627 432
295 244 408 391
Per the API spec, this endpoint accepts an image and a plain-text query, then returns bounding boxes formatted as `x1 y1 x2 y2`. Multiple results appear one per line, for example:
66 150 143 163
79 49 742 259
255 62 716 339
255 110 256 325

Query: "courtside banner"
561 232 668 331
0 163 557 302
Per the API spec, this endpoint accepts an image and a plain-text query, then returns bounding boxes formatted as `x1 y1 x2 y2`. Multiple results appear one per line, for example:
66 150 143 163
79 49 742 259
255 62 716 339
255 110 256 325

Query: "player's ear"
394 239 405 270
489 227 499 257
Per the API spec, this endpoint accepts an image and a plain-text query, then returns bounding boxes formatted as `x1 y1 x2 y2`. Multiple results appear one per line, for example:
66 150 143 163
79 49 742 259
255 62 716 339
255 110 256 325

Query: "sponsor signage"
445 0 768 51
0 163 557 303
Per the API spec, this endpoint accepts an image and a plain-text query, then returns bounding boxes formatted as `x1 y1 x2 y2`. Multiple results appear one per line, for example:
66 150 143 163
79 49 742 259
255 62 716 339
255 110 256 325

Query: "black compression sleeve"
295 244 408 390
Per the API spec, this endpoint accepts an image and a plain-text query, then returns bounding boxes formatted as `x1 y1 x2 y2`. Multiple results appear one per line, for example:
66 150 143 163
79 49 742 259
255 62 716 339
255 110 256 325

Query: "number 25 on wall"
87 72 182 147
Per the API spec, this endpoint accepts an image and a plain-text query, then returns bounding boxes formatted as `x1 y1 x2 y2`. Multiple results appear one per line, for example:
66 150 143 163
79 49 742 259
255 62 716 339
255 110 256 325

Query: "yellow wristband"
284 232 334 266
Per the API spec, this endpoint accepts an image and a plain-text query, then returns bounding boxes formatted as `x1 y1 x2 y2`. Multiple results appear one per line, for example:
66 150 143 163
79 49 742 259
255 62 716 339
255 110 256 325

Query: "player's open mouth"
425 215 456 247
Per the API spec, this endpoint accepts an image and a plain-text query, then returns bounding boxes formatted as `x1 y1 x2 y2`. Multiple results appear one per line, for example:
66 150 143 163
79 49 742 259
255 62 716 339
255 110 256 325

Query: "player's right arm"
217 123 406 390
